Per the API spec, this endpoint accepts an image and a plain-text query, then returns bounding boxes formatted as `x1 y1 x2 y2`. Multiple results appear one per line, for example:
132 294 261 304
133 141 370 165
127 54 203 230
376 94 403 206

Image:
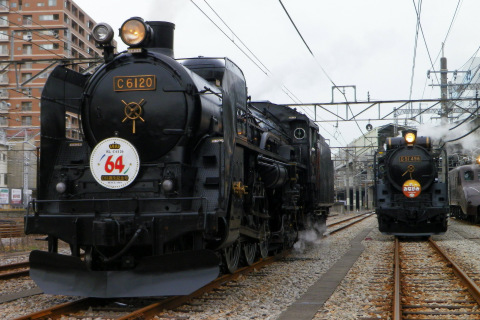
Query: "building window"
40 43 59 50
0 16 8 27
37 2 45 6
0 89 7 98
0 44 8 55
22 44 32 54
23 15 32 25
11 2 16 8
21 116 32 126
21 102 32 111
48 0 57 5
0 31 7 41
0 72 8 83
0 117 7 126
21 73 32 82
39 14 59 21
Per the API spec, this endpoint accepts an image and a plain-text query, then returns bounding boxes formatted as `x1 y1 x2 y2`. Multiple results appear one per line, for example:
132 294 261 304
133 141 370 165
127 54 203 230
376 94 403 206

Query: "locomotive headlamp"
405 132 416 144
92 23 114 44
120 18 150 46
476 155 480 165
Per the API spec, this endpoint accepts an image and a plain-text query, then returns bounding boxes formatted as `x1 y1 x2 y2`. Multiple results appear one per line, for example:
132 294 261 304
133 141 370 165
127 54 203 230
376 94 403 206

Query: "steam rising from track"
293 222 327 253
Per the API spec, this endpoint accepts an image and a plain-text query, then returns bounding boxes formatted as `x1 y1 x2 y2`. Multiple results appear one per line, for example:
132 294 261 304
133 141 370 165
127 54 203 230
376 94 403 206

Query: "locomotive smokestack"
147 21 175 58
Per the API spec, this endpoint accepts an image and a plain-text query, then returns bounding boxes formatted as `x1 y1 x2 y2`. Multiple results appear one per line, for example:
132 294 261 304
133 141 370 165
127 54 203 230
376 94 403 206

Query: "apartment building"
0 0 105 206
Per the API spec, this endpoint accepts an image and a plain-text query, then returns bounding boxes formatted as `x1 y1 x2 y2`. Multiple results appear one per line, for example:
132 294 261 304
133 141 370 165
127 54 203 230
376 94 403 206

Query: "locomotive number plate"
114 75 156 91
399 155 421 162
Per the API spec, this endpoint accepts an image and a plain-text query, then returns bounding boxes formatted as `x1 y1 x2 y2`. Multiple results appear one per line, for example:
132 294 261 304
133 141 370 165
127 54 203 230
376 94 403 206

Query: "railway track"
10 215 375 319
13 254 282 320
393 238 480 320
325 211 374 235
0 261 29 280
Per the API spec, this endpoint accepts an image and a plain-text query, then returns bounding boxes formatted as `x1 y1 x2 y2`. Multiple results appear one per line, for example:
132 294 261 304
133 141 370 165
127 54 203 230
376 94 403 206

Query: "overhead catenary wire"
432 0 463 67
190 0 305 104
277 0 364 138
445 123 480 143
411 0 439 86
420 0 463 102
408 0 422 102
190 0 346 146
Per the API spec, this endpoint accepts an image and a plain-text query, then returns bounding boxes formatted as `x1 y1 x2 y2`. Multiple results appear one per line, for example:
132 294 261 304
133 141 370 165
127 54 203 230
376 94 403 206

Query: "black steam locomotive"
25 18 334 297
374 129 448 236
449 164 480 223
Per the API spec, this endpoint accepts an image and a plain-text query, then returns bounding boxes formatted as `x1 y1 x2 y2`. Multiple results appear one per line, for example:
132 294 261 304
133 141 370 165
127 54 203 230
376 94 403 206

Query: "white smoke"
293 222 327 253
147 0 189 22
417 121 480 162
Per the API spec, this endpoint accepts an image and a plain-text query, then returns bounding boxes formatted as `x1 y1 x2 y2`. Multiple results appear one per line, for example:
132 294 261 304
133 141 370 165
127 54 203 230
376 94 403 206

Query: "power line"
191 0 345 146
433 0 463 66
277 0 364 139
201 0 270 74
409 0 422 101
412 0 438 85
190 0 303 104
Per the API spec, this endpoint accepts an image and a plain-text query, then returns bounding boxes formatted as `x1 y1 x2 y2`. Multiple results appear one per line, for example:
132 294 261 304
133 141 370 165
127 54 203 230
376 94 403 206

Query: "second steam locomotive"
25 18 334 297
374 130 448 236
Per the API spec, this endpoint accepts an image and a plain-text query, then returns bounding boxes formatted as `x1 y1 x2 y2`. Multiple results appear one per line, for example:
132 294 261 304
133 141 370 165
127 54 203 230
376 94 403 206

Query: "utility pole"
23 130 29 208
427 45 470 123
440 54 448 125
345 150 350 212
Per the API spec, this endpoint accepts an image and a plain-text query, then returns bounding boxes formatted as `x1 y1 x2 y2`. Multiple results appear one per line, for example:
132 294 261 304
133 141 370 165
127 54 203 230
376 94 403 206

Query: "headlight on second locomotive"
120 17 151 46
404 132 416 144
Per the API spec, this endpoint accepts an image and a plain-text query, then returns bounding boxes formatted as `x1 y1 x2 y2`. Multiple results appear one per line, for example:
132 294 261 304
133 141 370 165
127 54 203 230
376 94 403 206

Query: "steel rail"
429 238 480 305
117 255 281 320
0 269 29 280
326 211 373 228
0 261 30 280
393 238 480 320
0 261 29 272
13 254 282 320
325 213 374 235
13 298 98 320
392 238 401 320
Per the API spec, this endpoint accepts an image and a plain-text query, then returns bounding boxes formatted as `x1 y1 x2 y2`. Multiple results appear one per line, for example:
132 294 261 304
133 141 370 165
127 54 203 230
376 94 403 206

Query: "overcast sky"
73 0 480 148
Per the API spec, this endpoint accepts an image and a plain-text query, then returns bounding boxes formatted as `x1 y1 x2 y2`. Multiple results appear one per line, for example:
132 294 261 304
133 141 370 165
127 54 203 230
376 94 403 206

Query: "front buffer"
29 249 219 297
